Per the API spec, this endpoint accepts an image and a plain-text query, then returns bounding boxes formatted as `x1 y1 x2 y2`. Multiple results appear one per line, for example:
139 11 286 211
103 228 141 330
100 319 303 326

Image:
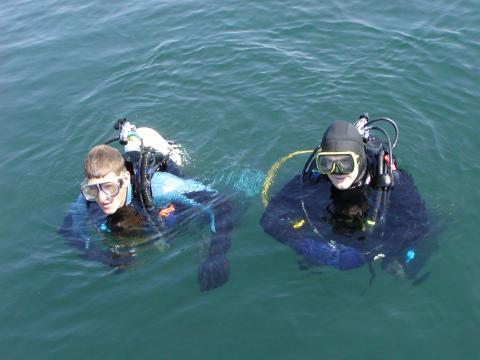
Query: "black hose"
377 150 385 175
369 126 393 175
367 117 399 148
105 136 120 145
140 150 155 211
301 145 321 182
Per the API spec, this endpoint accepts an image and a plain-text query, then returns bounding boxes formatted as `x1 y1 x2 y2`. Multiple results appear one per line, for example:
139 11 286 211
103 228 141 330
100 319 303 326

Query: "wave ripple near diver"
207 167 265 198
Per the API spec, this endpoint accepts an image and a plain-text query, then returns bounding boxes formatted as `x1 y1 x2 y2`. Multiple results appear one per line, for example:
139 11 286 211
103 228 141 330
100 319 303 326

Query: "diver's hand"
298 238 342 267
198 254 230 291
83 246 136 268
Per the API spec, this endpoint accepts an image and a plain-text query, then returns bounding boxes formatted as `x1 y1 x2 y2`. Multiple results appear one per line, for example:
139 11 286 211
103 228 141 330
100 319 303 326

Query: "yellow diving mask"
315 151 359 175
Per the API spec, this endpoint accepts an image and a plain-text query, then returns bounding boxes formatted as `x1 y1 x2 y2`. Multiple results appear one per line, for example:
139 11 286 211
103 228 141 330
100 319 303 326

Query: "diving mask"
316 151 359 175
81 178 124 201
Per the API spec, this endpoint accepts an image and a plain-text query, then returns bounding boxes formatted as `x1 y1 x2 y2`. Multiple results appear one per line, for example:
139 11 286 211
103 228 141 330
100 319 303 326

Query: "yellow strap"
261 150 313 207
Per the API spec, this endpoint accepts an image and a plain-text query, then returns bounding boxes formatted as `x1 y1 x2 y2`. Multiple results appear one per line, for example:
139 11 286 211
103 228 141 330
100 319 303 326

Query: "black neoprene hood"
320 121 367 183
320 121 365 155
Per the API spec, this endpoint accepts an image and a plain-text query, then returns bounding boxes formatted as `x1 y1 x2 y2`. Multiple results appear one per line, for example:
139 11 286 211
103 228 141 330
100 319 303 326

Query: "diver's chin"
329 175 354 190
334 183 351 190
100 203 118 215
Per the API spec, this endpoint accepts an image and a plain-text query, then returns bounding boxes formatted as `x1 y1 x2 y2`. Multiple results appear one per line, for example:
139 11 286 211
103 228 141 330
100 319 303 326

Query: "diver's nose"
97 190 112 204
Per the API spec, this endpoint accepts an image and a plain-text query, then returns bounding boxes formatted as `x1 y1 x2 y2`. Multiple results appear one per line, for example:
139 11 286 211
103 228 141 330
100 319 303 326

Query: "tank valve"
355 113 370 141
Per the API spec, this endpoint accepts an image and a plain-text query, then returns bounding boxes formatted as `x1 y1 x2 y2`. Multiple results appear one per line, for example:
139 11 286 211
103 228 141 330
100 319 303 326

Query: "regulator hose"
140 149 155 211
301 145 321 183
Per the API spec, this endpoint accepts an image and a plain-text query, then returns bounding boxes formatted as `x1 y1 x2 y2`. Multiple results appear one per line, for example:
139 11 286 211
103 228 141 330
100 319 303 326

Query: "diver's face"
327 164 359 190
87 171 130 215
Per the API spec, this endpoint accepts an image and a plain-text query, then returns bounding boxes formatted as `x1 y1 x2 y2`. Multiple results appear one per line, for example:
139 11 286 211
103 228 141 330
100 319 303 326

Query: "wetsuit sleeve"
58 196 134 268
184 191 233 291
59 196 93 251
150 173 217 232
164 192 216 233
378 171 433 280
149 172 233 291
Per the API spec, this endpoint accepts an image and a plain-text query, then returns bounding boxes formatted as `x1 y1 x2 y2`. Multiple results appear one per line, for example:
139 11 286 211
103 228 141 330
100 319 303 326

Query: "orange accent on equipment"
159 203 176 217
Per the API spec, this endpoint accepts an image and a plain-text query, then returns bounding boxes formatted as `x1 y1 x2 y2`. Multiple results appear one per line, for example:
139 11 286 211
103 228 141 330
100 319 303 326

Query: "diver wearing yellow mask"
302 118 373 189
260 114 433 283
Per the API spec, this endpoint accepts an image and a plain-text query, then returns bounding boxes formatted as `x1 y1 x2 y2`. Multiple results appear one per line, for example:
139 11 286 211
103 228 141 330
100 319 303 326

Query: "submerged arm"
152 173 217 232
151 173 232 290
165 192 216 233
184 191 233 291
58 196 134 268
260 176 365 270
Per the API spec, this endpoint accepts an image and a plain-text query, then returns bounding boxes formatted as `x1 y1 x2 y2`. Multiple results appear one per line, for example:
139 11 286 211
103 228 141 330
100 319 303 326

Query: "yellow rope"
261 150 313 207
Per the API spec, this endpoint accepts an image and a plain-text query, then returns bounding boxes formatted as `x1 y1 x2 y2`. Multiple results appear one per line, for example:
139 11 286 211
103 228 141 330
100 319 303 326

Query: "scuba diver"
260 114 432 282
59 119 233 291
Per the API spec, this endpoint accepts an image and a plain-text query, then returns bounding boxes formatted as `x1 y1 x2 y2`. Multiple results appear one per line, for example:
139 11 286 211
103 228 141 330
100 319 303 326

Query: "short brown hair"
84 145 126 179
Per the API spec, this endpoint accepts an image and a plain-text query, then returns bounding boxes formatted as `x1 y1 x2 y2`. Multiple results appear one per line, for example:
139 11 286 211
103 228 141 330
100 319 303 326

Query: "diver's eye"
337 159 354 173
81 185 99 201
101 182 120 196
318 157 335 173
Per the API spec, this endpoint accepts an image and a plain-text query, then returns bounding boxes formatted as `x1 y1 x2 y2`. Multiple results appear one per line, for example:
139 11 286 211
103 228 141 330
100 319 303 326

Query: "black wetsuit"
260 148 431 280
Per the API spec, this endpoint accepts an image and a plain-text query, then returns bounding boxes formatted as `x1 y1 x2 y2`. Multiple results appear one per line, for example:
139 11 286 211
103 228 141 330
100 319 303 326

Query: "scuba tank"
105 118 216 234
105 118 177 222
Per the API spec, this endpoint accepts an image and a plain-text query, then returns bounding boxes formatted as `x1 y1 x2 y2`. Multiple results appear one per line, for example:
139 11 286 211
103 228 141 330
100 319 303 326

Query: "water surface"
1 0 479 358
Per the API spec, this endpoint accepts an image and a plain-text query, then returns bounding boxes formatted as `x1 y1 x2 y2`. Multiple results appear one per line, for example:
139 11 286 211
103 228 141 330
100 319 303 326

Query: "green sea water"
1 0 479 358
